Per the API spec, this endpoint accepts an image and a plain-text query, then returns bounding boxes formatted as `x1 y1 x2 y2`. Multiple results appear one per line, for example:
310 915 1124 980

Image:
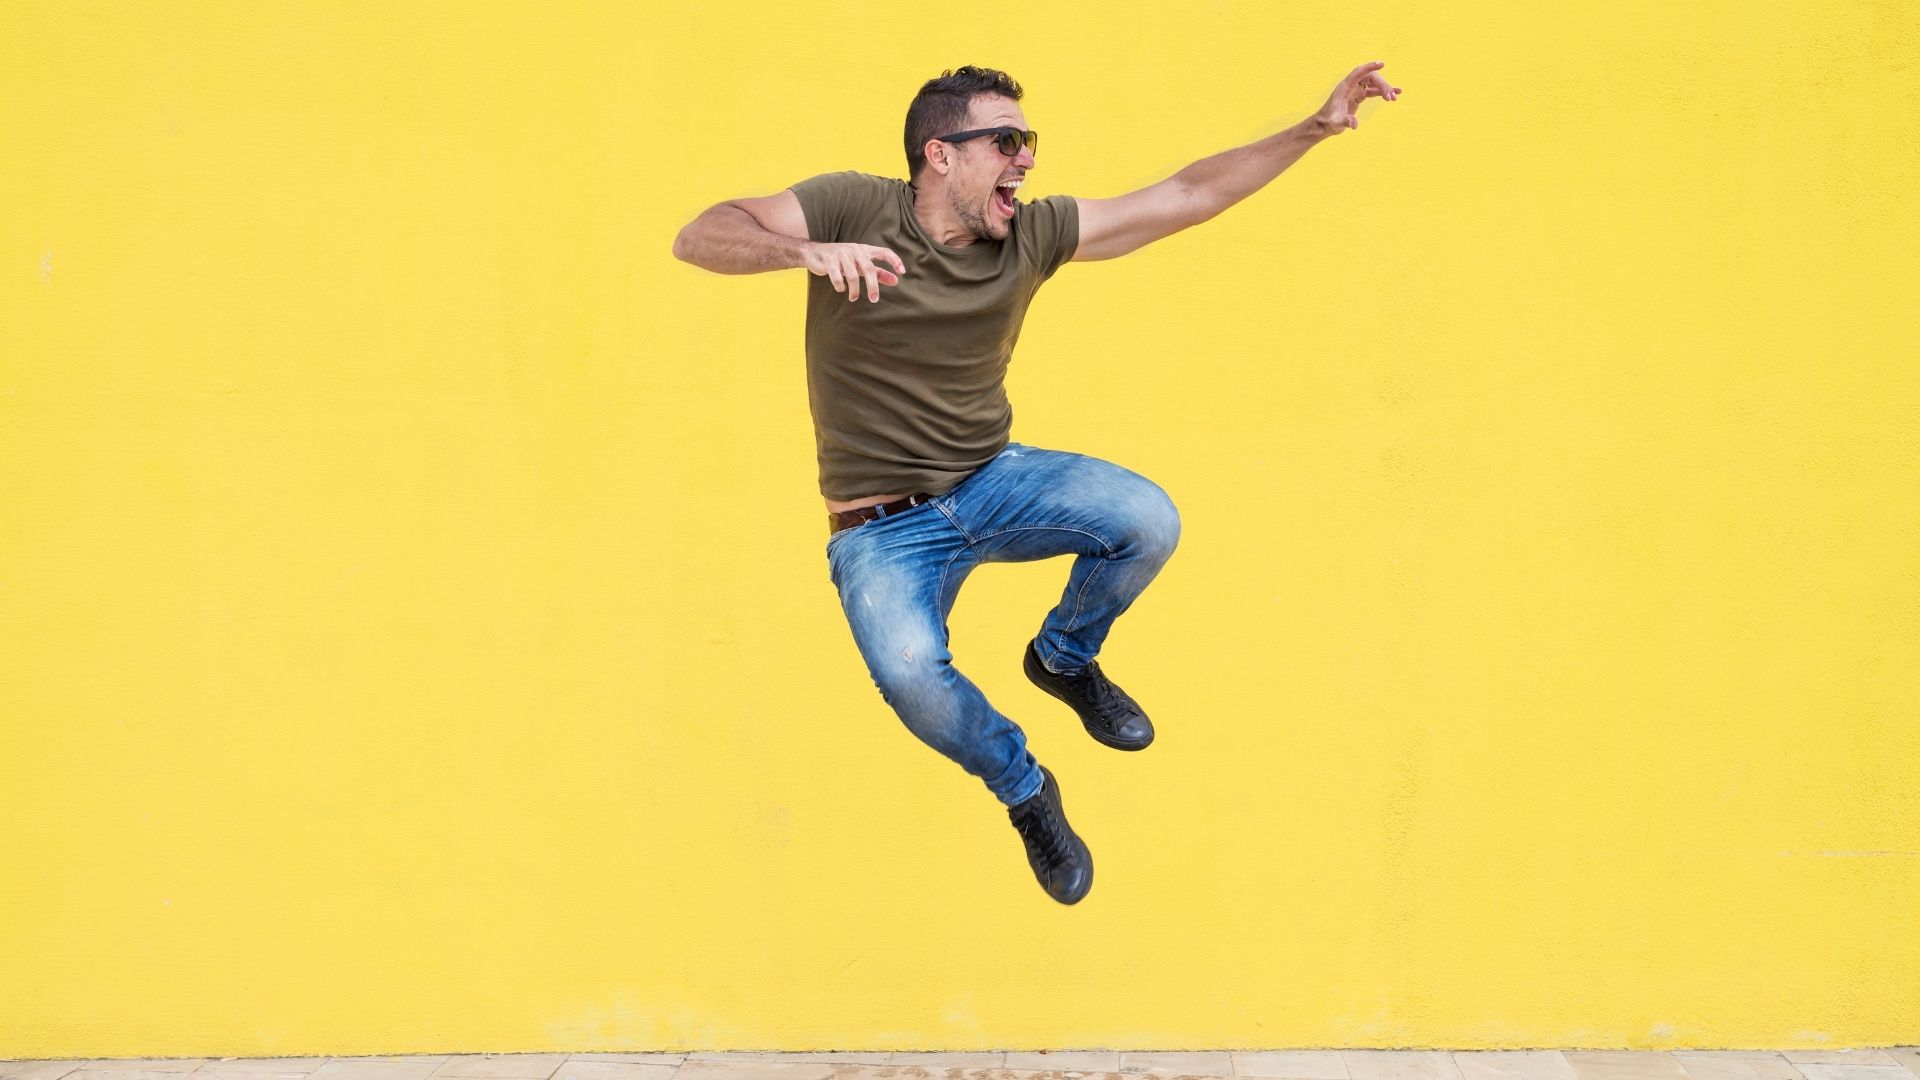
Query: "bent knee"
1123 483 1181 561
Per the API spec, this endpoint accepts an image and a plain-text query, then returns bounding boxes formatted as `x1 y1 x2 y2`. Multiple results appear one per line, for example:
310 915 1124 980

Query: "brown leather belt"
828 492 935 535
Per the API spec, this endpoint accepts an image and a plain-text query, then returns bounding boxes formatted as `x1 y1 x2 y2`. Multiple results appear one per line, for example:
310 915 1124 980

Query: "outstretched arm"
672 189 908 303
1072 61 1402 262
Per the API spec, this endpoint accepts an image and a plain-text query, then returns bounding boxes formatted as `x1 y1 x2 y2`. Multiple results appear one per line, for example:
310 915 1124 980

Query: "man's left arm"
1071 61 1402 263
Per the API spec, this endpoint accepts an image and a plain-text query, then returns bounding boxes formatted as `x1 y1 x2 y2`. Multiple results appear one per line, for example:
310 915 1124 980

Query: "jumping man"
672 62 1402 904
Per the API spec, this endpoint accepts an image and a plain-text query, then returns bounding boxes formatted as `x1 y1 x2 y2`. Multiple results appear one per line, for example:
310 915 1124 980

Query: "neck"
909 181 980 248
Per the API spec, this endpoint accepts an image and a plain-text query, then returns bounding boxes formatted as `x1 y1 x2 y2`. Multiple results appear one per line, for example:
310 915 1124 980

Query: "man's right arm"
671 189 907 303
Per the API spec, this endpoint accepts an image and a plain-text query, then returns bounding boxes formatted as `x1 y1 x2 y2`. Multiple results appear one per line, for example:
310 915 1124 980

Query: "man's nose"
1013 143 1036 169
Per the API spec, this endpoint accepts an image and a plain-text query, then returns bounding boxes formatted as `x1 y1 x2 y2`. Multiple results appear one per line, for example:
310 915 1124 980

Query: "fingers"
1366 73 1402 100
839 249 867 302
811 244 906 302
865 248 904 303
843 247 906 303
1348 60 1395 95
1335 62 1403 132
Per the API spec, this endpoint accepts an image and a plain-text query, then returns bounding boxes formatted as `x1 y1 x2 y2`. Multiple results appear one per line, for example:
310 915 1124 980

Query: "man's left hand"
1316 60 1402 133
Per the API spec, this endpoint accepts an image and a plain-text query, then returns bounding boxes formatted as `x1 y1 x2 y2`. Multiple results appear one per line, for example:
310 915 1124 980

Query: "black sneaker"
1023 640 1155 751
1007 765 1093 905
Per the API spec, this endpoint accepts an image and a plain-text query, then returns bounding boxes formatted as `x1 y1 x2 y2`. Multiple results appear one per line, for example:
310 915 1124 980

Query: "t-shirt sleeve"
789 171 889 244
1016 193 1080 283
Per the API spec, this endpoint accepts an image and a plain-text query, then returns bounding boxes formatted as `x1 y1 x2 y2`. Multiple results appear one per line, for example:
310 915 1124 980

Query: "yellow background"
4 0 1917 1057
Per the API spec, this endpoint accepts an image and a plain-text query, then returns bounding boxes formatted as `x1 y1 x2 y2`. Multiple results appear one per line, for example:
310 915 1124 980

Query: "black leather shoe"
1023 640 1155 751
1007 765 1092 905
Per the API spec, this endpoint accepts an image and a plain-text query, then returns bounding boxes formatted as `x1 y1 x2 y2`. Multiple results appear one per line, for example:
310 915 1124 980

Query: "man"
672 62 1402 904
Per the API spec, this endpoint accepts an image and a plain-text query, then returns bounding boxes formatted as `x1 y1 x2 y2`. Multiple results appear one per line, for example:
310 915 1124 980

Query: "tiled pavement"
2 1048 1917 1080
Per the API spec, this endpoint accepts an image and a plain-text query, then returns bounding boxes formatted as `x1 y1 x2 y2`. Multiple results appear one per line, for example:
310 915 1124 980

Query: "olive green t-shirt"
789 170 1079 500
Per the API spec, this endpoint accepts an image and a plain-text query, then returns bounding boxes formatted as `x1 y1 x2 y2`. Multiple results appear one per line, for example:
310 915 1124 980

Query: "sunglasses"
932 126 1038 157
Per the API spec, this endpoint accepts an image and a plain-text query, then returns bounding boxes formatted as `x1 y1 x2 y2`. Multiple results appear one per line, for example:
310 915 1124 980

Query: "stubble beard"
947 183 1003 242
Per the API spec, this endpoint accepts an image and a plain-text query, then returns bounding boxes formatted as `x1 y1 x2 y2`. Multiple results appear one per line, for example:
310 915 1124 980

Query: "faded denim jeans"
824 442 1181 807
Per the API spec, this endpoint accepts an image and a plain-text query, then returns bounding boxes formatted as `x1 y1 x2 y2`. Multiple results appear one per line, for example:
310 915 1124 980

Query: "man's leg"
825 503 1043 807
945 443 1182 673
937 443 1180 751
825 497 1094 904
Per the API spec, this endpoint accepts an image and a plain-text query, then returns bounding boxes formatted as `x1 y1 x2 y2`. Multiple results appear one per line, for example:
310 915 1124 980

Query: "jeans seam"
933 499 976 544
1062 557 1106 638
923 503 974 625
937 546 968 621
1042 556 1107 672
970 521 1114 551
967 523 1119 672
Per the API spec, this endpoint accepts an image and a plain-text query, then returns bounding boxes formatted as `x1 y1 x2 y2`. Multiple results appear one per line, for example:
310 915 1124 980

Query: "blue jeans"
824 442 1181 807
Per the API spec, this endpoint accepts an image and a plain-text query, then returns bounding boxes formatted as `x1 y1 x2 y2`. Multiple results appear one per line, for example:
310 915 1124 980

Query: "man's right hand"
805 243 907 303
673 192 907 297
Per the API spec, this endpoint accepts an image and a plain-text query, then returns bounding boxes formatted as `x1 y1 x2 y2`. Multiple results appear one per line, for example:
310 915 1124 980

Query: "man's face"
938 95 1036 242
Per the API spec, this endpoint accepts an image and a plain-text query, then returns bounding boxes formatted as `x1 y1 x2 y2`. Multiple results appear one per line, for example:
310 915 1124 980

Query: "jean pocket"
824 521 870 589
825 519 865 562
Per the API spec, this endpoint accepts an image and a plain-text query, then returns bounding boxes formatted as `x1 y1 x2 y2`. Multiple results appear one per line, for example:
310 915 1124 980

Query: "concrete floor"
3 1048 1918 1080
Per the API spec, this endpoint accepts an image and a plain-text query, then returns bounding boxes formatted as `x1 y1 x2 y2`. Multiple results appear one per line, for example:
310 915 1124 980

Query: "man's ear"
925 140 950 176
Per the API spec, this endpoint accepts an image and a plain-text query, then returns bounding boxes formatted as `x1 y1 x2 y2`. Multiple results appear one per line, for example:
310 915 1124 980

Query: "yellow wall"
3 0 1916 1057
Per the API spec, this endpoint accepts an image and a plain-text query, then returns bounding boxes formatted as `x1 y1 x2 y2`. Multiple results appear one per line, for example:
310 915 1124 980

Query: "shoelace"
1060 663 1137 730
1012 799 1076 868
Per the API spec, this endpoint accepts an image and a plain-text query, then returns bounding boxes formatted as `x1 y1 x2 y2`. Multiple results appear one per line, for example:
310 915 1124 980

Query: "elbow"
673 209 717 264
1171 181 1223 229
673 202 737 265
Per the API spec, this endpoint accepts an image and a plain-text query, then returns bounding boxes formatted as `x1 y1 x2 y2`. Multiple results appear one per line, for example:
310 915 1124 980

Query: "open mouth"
992 177 1022 215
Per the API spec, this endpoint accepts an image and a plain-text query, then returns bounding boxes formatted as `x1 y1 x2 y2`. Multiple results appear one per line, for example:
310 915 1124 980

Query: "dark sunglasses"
932 126 1038 157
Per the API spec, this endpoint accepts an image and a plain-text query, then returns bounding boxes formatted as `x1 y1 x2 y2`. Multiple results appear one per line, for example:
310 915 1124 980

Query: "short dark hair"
904 65 1024 181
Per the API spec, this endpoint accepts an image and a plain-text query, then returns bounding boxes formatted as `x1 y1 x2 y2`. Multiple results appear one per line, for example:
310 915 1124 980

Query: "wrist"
1302 114 1343 140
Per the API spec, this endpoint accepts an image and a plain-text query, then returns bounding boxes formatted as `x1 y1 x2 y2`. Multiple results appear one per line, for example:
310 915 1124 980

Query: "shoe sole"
1023 647 1155 752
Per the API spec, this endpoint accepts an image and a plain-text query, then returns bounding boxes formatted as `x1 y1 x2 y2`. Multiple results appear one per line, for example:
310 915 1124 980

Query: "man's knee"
865 637 983 755
1122 480 1181 563
864 631 954 707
